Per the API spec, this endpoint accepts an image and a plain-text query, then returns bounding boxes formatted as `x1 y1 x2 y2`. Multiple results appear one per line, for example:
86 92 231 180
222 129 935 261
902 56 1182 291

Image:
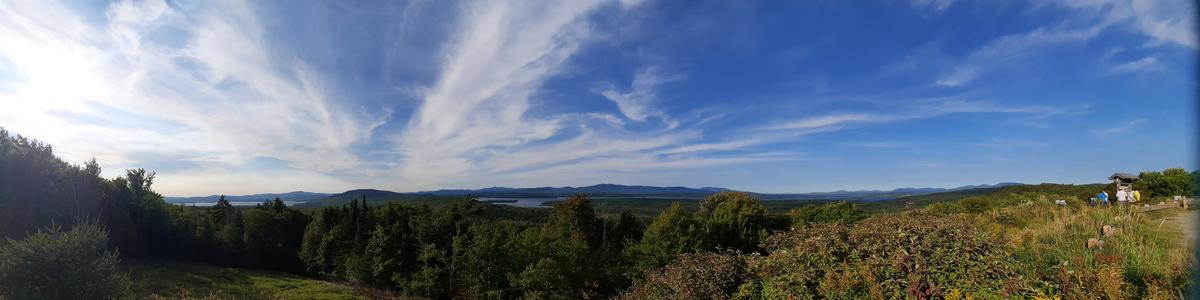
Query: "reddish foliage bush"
746 213 1025 299
619 252 747 300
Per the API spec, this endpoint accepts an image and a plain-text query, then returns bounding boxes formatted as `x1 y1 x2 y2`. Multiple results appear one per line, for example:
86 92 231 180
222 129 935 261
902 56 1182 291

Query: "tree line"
293 191 798 298
1132 168 1196 199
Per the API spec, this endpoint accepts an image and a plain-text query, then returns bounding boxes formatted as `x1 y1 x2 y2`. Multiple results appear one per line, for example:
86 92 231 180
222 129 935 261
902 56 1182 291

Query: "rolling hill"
290 189 464 209
417 182 1023 200
164 191 331 203
416 184 731 198
174 182 1027 209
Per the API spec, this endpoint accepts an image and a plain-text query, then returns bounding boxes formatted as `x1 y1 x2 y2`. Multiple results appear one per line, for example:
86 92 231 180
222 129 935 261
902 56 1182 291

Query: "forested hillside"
0 129 329 297
1 127 1195 299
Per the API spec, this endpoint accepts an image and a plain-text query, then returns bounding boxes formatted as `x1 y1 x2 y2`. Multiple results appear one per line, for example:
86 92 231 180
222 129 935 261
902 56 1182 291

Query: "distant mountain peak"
344 188 391 193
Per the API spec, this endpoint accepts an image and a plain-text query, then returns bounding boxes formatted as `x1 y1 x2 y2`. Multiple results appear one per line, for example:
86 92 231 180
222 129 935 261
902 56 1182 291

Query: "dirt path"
1162 209 1198 244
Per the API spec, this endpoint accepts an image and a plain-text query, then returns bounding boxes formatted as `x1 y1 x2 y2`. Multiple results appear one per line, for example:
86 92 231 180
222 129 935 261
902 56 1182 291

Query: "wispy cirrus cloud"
394 0 608 188
974 139 1049 148
763 99 1078 133
1050 0 1196 48
1091 118 1146 138
393 0 785 189
0 0 386 195
910 0 957 11
766 113 886 131
1 0 785 193
600 66 683 124
1107 55 1162 74
936 25 1105 86
841 141 911 148
935 0 1194 87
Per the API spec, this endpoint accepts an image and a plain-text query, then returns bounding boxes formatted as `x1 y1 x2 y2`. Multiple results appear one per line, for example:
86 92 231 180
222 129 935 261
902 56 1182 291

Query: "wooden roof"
1109 173 1139 181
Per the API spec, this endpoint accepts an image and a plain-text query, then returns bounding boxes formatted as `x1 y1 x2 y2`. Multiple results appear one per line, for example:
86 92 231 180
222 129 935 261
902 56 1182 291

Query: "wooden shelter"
1109 173 1139 192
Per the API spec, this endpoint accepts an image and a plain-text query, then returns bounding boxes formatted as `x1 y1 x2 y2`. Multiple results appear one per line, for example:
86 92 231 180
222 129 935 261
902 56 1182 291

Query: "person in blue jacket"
1098 191 1109 207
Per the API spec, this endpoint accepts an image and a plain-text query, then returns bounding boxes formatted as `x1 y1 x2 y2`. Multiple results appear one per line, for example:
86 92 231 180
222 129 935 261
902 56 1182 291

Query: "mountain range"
165 183 1023 204
164 191 331 203
415 184 731 198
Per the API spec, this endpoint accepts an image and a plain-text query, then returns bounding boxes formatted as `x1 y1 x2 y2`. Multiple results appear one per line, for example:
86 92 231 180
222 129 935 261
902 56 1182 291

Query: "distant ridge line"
168 182 1025 204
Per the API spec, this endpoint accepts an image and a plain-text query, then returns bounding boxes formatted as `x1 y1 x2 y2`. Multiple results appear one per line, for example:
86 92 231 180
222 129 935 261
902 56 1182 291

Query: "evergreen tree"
0 222 128 299
607 209 644 252
551 194 603 250
695 191 768 252
628 203 702 273
791 201 866 226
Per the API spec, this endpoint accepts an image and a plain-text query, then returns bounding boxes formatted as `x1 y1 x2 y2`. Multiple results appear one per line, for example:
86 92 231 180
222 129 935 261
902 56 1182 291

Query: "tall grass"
982 198 1192 299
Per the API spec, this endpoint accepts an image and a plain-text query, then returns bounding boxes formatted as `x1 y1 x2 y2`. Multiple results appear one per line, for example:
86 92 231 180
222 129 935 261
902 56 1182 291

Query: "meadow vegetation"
625 184 1196 299
122 259 361 299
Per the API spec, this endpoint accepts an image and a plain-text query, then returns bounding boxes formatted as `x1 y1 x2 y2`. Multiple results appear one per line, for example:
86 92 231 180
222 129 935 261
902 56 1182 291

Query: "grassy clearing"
978 199 1193 299
123 259 362 299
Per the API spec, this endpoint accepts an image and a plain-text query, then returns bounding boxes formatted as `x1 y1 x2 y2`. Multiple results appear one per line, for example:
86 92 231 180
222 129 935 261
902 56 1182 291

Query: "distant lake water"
480 198 553 208
170 201 304 207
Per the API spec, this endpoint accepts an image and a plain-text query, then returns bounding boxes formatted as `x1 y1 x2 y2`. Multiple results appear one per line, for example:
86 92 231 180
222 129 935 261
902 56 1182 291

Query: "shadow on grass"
122 259 361 299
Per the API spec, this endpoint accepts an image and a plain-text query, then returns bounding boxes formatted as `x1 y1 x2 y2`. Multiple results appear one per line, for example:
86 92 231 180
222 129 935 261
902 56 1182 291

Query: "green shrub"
744 213 1025 299
627 213 1026 299
627 203 703 273
1134 168 1195 199
790 201 866 226
695 192 769 252
0 222 128 299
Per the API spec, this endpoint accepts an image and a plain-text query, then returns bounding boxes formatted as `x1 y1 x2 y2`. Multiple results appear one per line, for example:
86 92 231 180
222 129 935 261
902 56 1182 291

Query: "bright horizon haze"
0 0 1195 196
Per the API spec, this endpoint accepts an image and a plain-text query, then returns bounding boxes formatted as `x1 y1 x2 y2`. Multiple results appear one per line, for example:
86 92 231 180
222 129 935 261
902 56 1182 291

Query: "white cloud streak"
767 113 889 131
395 0 606 188
936 25 1104 86
0 0 386 195
1107 55 1161 74
910 0 957 11
937 0 1195 86
393 0 786 189
600 66 682 123
1091 118 1146 138
0 0 779 194
764 99 1076 132
1052 0 1196 48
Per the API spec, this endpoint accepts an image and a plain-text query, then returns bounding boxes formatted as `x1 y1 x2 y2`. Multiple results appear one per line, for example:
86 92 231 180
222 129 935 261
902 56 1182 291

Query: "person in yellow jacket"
1132 190 1140 203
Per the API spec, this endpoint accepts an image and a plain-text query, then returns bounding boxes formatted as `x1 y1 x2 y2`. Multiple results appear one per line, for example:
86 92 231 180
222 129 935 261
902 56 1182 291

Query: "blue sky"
0 0 1194 196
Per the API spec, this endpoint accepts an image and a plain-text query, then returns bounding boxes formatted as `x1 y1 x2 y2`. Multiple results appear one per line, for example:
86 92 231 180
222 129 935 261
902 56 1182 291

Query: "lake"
479 197 554 208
